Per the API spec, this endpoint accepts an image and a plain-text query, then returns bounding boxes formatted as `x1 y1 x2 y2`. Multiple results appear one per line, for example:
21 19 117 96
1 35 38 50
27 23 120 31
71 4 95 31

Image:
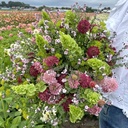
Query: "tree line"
0 1 31 8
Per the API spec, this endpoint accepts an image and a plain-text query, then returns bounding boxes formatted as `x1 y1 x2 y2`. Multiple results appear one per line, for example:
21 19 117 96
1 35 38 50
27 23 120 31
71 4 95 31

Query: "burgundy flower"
87 46 100 58
57 74 67 85
29 65 39 77
17 76 23 84
43 56 59 67
38 89 51 102
77 20 90 34
79 73 92 88
62 97 73 112
27 52 35 61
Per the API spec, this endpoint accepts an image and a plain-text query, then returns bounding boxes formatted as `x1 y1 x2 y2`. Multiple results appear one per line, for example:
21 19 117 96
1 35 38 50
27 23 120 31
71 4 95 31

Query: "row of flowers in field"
0 11 41 27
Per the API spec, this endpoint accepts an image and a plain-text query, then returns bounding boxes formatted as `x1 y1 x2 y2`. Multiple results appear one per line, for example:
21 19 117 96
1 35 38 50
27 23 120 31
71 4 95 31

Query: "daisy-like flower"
87 46 100 58
77 20 90 34
43 56 59 67
99 77 118 93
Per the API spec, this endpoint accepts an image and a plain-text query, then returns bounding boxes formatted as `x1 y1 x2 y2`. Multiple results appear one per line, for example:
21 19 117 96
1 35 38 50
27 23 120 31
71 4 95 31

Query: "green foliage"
80 88 101 107
86 58 111 80
69 105 84 123
60 32 84 66
36 34 49 58
12 83 36 97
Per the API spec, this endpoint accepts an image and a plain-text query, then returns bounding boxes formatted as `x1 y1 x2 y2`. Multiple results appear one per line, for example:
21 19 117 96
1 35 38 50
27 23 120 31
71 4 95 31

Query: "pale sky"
1 0 118 8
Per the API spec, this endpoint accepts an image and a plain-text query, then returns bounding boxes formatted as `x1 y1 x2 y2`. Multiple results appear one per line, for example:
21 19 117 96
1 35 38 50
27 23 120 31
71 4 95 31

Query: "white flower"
33 29 40 35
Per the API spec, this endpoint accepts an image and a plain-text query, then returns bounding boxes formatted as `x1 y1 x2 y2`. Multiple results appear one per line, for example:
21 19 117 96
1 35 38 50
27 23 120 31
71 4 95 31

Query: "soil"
62 117 99 128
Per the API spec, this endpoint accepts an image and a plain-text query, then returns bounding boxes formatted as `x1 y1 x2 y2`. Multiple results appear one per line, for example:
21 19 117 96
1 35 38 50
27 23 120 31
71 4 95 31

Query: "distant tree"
1 1 7 7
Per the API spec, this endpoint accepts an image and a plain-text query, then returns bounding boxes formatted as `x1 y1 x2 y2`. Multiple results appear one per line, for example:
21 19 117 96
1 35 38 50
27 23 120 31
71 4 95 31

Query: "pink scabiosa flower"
87 105 102 116
68 74 80 89
0 36 3 40
79 73 92 88
77 19 90 34
42 69 57 85
9 33 13 37
29 62 43 77
87 46 100 58
32 62 43 73
99 77 118 93
43 56 59 67
49 82 62 95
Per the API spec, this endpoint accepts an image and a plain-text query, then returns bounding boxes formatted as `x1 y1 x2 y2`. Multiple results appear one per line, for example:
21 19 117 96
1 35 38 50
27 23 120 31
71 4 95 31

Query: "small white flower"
33 29 40 35
62 78 67 83
62 88 67 93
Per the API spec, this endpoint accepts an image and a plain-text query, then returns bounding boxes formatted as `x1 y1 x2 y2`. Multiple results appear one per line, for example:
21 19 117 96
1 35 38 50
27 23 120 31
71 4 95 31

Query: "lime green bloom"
69 105 84 123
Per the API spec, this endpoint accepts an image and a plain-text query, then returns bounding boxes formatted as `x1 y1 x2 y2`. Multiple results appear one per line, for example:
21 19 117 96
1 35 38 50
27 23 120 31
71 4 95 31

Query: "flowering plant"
0 4 119 128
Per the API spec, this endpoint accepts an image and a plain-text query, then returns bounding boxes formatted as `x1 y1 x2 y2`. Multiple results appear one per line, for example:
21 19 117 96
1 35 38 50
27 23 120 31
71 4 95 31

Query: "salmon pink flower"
99 77 118 93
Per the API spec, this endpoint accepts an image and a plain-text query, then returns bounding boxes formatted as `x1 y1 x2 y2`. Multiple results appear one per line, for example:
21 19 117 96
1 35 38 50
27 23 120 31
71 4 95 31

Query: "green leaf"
35 125 45 128
0 116 5 127
19 121 26 128
12 116 21 126
3 97 12 104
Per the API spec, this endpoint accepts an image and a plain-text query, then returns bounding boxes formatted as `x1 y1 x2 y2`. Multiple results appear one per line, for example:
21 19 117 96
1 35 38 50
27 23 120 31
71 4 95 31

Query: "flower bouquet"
0 3 120 128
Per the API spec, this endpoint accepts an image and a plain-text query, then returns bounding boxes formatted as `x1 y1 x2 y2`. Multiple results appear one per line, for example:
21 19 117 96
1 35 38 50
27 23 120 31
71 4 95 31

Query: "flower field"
0 6 117 128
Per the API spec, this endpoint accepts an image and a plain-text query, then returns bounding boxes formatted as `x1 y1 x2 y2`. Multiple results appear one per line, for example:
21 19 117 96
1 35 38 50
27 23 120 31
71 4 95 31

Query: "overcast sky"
0 0 118 8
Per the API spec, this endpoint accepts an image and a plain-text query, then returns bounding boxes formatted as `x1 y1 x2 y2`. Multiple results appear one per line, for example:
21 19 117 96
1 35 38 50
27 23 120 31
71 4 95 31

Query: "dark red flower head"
79 73 92 88
77 20 90 34
38 89 51 102
62 96 73 112
29 65 39 77
87 46 100 58
43 56 59 67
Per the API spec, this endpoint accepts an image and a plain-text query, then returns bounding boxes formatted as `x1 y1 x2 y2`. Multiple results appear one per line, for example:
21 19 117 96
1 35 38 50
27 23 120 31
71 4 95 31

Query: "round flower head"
87 46 100 58
43 56 59 67
77 20 90 34
79 73 92 88
99 77 118 93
